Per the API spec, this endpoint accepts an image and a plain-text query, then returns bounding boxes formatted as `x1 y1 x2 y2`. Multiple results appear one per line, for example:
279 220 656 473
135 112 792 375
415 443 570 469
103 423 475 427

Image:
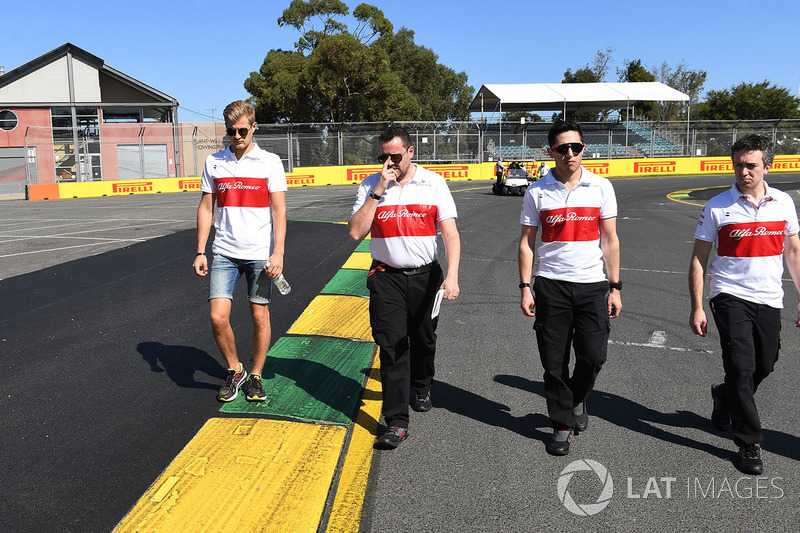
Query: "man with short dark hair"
496 157 506 188
689 134 800 475
349 126 461 449
518 120 622 456
193 100 287 403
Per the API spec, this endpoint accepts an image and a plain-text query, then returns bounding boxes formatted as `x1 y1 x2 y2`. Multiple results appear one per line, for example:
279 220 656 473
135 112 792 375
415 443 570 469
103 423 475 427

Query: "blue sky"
3 0 798 123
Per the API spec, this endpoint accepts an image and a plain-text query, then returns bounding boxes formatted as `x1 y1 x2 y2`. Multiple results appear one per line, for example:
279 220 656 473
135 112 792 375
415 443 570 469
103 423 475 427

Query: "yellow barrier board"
114 418 346 533
28 155 800 201
287 294 373 341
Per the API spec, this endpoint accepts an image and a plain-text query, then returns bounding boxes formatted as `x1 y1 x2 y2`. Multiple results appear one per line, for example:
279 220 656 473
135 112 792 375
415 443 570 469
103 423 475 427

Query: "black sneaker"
574 401 588 433
711 384 731 431
245 374 266 402
411 391 432 412
546 429 573 456
218 365 247 402
736 444 764 475
375 426 409 449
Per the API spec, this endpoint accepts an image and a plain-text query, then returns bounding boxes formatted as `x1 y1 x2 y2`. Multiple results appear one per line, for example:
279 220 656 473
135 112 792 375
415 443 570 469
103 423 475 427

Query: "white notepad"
431 289 445 319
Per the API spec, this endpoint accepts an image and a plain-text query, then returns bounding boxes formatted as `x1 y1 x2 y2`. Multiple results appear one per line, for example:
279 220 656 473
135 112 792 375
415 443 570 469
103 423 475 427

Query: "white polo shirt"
351 165 457 269
520 168 617 283
201 144 287 260
694 183 799 307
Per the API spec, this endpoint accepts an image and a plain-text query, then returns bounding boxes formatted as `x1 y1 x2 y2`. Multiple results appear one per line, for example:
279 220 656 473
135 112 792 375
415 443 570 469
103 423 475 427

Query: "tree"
561 47 614 121
696 81 800 120
617 59 658 121
376 28 473 120
245 0 474 123
502 111 544 122
653 60 706 121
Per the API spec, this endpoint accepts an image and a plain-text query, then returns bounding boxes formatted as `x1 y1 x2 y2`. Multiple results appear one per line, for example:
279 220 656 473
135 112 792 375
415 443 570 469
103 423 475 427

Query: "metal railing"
5 119 799 199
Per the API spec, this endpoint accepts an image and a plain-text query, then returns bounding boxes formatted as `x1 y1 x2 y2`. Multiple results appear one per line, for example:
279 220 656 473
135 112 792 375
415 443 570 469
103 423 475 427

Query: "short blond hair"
223 100 256 126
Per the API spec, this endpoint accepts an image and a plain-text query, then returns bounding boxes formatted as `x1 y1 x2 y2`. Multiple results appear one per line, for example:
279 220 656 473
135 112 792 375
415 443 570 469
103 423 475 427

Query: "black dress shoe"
711 384 732 432
546 430 573 456
375 426 409 449
736 444 764 475
574 402 588 433
411 391 432 412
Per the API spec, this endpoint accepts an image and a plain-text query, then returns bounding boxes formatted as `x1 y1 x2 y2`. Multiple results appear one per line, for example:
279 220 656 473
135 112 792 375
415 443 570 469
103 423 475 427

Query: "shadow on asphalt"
138 341 225 390
433 379 551 442
494 374 736 460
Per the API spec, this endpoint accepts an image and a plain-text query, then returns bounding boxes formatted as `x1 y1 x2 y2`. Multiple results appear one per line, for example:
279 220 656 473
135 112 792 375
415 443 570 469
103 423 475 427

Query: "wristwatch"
519 282 531 289
369 191 382 201
609 281 622 291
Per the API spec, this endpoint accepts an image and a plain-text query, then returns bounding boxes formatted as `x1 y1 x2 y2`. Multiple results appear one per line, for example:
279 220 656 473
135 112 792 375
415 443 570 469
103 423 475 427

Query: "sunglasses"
377 147 410 164
552 142 585 155
226 126 251 138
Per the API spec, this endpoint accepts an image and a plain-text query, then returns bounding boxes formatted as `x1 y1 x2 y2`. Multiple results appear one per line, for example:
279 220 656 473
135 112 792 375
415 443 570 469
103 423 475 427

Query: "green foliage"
561 48 614 122
653 60 706 121
502 111 544 122
617 59 658 120
376 28 473 120
249 1 474 123
696 81 800 120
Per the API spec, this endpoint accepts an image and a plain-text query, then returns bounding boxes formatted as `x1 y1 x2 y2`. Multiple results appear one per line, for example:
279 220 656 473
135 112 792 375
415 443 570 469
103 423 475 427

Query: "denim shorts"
208 254 272 304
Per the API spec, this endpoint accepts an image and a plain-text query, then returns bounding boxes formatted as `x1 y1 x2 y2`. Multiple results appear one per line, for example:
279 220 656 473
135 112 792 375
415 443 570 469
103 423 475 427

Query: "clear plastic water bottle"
266 262 291 295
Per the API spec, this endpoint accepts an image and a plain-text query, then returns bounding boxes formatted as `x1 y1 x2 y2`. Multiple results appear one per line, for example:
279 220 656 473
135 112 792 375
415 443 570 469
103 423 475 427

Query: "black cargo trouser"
710 293 781 447
533 276 610 431
367 261 443 428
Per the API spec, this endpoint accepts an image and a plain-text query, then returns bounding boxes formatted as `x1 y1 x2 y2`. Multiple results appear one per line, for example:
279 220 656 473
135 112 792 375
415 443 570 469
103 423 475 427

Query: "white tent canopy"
469 82 690 115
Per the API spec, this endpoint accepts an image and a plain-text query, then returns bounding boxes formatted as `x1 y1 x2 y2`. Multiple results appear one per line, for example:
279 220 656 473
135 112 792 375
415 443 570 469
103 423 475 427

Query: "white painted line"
0 234 149 245
0 219 185 236
608 339 712 354
647 330 667 346
0 240 147 258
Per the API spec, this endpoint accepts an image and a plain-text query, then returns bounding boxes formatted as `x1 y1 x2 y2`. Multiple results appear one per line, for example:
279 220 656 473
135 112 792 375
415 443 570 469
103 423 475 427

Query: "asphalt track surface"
2 174 800 531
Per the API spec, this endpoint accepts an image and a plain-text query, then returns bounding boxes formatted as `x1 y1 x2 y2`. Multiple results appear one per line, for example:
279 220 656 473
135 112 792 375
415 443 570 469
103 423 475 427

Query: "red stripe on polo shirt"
214 177 270 208
539 207 601 242
371 204 438 238
717 221 786 257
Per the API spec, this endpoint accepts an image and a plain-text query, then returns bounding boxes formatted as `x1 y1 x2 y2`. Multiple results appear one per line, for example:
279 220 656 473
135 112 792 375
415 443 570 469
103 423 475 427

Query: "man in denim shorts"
193 100 287 402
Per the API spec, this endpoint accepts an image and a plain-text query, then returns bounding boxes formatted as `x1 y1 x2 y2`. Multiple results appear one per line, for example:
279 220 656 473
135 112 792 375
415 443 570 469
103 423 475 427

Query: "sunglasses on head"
226 126 251 138
552 142 585 155
377 147 409 164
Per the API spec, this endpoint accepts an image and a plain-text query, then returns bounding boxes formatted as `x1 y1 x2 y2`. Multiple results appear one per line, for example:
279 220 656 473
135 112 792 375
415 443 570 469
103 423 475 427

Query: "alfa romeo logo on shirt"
557 459 614 516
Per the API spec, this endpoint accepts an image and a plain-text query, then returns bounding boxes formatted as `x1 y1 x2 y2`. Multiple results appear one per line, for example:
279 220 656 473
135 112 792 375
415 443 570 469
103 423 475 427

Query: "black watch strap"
519 282 531 289
369 191 382 201
609 281 622 291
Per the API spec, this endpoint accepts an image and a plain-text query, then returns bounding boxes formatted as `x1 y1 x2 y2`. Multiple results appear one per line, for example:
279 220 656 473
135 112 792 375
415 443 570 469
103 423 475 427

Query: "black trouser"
710 293 781 447
533 277 610 430
367 261 443 427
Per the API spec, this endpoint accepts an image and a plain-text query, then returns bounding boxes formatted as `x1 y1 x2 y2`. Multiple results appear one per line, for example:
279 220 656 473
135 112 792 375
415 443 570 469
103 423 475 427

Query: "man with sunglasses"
518 120 622 456
349 126 461 449
193 100 287 403
689 134 800 475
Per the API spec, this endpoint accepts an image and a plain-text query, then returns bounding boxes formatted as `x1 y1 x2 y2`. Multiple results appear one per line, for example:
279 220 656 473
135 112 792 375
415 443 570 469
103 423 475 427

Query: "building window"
103 108 142 123
0 110 18 131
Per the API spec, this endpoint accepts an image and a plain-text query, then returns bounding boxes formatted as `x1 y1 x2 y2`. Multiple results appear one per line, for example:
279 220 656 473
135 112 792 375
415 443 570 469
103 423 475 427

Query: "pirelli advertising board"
25 156 800 200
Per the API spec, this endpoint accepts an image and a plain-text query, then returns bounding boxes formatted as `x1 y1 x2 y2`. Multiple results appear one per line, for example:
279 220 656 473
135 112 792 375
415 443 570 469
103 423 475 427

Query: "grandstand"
481 120 684 160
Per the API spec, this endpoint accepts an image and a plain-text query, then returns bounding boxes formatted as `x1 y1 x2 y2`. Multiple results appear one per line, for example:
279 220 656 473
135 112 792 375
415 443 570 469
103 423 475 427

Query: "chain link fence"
5 119 800 199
